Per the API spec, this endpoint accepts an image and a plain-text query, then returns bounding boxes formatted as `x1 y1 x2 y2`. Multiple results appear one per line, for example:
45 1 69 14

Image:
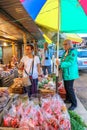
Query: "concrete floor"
72 70 87 128
74 70 87 110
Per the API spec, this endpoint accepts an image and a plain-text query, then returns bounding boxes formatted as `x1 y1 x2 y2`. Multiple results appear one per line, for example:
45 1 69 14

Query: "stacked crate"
0 74 14 87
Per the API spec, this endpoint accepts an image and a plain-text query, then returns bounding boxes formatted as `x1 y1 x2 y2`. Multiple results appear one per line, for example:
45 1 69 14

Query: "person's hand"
38 74 44 78
38 74 44 81
17 62 24 69
56 58 60 66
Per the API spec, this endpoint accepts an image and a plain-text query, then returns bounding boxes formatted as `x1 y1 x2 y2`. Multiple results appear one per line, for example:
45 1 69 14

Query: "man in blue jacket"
56 39 79 110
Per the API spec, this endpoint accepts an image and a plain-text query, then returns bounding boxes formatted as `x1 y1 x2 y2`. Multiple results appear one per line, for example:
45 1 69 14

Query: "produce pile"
3 94 71 130
0 89 10 112
9 78 28 94
9 78 23 94
0 68 14 77
38 76 55 90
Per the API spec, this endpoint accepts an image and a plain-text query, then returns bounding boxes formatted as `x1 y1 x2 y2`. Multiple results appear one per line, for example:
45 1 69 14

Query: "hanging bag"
23 57 34 87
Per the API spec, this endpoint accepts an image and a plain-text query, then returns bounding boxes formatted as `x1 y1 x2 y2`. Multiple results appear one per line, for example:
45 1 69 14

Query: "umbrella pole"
56 0 60 93
56 32 59 93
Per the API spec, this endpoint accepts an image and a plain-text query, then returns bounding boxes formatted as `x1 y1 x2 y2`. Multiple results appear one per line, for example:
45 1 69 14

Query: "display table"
0 128 18 130
0 74 70 130
0 93 71 130
0 69 18 87
39 88 55 96
0 74 14 87
0 87 17 126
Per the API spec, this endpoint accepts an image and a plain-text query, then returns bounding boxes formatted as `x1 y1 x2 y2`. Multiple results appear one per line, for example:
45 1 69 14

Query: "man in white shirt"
19 45 41 96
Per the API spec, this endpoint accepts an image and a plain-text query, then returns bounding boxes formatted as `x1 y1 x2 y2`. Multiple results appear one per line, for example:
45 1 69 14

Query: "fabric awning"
65 33 83 43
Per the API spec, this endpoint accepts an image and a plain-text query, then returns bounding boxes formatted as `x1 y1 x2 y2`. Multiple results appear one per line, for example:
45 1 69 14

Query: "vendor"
10 55 18 67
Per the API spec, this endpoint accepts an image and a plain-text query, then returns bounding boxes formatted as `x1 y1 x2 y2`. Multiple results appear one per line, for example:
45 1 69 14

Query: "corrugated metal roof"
0 0 43 42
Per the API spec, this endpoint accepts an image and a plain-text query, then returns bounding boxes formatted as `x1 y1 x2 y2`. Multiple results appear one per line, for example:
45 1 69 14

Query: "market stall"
0 93 71 130
38 74 66 99
0 88 18 126
0 74 87 130
0 73 70 129
0 64 18 87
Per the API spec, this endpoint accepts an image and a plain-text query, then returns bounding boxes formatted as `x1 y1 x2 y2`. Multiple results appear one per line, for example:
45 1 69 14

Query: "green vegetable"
42 79 49 84
44 80 49 84
38 82 43 88
69 111 87 130
70 118 85 130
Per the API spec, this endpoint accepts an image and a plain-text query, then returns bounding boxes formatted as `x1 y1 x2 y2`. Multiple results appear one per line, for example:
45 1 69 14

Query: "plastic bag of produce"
42 111 59 130
3 113 19 128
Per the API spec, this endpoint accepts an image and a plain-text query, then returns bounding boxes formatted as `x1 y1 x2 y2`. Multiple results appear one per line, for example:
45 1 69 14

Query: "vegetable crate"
39 88 55 96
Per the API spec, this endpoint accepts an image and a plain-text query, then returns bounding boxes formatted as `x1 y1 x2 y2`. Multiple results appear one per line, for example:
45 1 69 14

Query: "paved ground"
66 97 87 126
74 70 87 110
75 98 87 127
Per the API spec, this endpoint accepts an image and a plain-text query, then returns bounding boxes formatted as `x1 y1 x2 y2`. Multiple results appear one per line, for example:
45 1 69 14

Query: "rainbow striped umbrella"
20 0 87 33
79 0 87 15
20 0 58 31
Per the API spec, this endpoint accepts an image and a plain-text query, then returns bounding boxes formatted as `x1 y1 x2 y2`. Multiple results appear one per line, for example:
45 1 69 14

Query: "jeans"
64 80 77 107
42 65 51 75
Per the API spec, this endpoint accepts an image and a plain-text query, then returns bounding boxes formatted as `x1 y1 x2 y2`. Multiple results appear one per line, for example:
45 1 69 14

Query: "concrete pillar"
33 39 37 55
17 43 23 60
23 33 27 54
12 42 15 55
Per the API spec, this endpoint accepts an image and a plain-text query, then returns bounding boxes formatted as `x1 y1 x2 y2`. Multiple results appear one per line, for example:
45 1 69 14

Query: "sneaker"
68 105 77 110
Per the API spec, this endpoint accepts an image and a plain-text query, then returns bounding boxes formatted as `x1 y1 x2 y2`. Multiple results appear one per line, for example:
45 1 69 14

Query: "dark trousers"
24 78 38 97
42 65 51 75
31 78 38 94
64 80 77 107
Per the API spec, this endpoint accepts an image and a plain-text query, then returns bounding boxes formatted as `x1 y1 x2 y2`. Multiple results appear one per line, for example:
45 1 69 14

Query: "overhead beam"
0 7 29 33
0 36 17 42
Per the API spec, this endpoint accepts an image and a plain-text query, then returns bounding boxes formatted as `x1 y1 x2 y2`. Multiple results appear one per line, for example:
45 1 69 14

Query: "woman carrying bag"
19 45 41 97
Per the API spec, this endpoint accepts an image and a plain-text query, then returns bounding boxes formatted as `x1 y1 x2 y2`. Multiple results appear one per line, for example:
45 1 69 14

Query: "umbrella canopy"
60 0 87 33
20 0 58 31
21 0 87 33
79 0 87 15
64 33 83 43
